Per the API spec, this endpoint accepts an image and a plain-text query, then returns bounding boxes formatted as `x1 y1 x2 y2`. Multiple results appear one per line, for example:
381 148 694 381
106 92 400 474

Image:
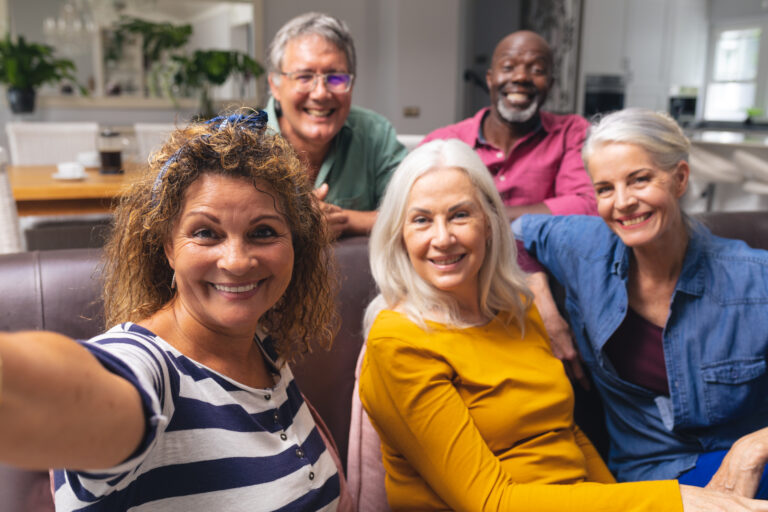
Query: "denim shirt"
518 214 768 482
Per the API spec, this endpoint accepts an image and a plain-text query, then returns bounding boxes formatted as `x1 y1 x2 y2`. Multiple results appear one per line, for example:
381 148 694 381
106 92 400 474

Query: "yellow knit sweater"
359 308 682 512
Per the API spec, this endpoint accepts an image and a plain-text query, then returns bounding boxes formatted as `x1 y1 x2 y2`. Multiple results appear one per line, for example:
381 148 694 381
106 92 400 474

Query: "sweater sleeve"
573 425 615 484
359 334 683 512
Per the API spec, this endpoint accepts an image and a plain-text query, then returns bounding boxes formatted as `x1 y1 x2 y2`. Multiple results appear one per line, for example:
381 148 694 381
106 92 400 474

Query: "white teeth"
620 213 651 226
432 255 463 265
214 283 258 293
505 92 529 103
306 109 332 116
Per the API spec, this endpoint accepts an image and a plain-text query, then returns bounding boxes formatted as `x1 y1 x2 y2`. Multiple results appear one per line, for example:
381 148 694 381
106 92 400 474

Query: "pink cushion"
347 344 389 511
303 395 356 511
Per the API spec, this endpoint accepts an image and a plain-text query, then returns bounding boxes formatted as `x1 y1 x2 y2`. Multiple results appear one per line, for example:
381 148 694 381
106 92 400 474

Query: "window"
705 27 762 121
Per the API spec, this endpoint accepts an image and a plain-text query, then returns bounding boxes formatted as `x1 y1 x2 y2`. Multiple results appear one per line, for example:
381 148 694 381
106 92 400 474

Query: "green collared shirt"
265 97 406 211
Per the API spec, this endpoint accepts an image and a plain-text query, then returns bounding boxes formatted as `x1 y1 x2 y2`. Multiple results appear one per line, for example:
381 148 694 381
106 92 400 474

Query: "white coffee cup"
56 162 86 178
76 151 100 168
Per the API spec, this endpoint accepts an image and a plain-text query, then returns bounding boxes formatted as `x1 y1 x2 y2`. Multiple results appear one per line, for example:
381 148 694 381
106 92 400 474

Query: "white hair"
582 108 690 171
364 139 532 334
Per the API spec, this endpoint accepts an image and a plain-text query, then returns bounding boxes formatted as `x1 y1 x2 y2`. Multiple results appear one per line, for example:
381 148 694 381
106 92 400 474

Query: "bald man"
422 30 597 220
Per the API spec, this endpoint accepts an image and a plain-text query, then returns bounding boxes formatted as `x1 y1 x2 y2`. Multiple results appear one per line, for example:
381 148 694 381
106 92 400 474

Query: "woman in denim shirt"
516 108 768 500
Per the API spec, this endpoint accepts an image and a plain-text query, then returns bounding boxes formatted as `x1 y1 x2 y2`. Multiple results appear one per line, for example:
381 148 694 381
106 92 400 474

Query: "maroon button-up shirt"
422 108 597 216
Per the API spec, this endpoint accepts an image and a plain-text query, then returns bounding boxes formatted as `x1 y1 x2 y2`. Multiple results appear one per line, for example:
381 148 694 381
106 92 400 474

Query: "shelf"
37 95 261 110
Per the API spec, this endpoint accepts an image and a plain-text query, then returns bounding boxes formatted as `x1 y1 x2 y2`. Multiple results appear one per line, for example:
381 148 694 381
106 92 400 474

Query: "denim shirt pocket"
701 357 767 425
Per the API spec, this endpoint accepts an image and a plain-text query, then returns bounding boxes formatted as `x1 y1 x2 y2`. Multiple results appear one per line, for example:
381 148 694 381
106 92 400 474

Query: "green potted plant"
172 49 264 118
0 34 85 113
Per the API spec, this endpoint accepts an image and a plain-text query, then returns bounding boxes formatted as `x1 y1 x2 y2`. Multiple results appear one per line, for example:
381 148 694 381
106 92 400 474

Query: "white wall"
188 5 233 51
710 0 768 21
462 0 521 118
667 0 708 93
391 1 462 134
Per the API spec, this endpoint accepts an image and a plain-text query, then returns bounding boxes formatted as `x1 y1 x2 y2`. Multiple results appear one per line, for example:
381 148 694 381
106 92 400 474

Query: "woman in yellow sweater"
358 138 767 511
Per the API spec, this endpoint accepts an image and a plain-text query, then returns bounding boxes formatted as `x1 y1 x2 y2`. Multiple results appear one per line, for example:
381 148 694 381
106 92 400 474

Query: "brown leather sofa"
1 212 767 510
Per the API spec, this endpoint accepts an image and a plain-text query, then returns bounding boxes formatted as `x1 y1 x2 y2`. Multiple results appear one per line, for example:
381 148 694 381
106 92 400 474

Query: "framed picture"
521 0 583 114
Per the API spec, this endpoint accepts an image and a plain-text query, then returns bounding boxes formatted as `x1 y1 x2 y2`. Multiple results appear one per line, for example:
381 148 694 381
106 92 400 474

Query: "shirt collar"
676 223 708 297
608 223 707 297
476 107 547 147
265 96 281 133
611 242 631 278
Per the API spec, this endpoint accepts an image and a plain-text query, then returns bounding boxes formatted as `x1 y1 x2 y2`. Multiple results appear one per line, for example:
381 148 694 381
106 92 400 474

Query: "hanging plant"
105 17 192 97
172 49 264 118
115 17 192 66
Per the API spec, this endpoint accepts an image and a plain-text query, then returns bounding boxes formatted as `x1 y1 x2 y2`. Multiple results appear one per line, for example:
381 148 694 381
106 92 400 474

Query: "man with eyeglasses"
266 12 407 237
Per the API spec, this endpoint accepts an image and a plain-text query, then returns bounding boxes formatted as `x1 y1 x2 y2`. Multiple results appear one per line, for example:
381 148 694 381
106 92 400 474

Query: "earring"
171 271 176 289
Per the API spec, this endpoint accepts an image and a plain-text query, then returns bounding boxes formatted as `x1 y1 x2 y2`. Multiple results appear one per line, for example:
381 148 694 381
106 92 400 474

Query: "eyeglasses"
279 72 355 93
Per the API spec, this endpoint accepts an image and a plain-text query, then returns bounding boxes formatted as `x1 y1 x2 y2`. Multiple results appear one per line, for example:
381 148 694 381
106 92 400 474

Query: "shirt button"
296 448 304 458
264 393 271 400
309 471 315 480
280 433 287 441
496 152 503 158
499 175 506 181
273 412 280 422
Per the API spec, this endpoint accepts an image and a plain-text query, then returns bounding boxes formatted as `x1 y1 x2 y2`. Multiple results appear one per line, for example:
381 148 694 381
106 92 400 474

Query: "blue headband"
150 110 269 204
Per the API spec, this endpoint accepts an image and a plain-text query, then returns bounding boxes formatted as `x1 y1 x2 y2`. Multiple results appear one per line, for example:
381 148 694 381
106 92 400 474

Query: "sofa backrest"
696 211 768 247
291 236 376 466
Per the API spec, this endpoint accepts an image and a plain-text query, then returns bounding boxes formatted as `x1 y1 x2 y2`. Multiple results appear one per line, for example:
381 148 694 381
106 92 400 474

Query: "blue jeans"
678 450 768 499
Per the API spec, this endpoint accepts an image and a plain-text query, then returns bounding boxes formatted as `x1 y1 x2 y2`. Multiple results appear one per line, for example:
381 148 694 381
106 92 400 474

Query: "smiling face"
268 33 352 154
164 173 295 339
486 31 553 124
402 167 489 314
589 142 689 249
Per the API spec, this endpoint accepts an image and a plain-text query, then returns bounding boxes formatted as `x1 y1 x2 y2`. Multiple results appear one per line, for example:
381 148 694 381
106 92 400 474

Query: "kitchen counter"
688 130 768 148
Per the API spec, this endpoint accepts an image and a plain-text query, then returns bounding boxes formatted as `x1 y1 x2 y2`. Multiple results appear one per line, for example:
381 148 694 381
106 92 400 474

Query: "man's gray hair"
268 12 356 77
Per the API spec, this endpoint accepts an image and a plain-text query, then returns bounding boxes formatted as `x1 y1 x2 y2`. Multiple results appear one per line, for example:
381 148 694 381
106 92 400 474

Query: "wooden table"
9 164 144 216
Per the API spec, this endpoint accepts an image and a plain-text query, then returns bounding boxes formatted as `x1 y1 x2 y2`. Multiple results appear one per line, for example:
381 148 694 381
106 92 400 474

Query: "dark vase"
7 87 36 113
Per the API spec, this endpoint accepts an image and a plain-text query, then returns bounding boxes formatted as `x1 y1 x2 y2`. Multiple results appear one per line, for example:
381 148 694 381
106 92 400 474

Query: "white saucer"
51 172 87 181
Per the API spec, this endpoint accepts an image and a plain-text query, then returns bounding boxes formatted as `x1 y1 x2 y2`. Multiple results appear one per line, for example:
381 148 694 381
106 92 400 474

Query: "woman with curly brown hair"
0 111 351 511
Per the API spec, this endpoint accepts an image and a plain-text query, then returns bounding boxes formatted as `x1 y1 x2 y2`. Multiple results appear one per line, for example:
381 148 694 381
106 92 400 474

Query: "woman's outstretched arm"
0 331 145 470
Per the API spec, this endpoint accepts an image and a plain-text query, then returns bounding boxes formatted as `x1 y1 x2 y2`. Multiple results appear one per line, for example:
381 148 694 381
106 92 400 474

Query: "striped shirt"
52 323 341 511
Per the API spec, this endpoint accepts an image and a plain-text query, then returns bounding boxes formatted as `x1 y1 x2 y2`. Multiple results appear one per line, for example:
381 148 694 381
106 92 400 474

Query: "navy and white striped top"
52 323 341 511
